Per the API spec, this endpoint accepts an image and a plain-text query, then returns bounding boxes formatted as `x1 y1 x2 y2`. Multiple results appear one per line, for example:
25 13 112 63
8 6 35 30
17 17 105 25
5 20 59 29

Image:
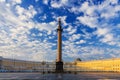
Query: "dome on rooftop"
75 58 82 61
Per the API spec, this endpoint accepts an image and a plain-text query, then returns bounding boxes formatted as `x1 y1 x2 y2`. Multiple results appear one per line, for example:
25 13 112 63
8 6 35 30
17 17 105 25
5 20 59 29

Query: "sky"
0 0 120 62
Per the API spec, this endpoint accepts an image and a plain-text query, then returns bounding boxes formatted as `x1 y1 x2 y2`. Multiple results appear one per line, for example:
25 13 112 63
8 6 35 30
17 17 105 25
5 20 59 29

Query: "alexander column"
56 18 63 72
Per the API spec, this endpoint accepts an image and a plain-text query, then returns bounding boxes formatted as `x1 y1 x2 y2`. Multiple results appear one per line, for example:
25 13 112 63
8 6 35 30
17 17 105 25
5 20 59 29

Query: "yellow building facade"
76 58 120 72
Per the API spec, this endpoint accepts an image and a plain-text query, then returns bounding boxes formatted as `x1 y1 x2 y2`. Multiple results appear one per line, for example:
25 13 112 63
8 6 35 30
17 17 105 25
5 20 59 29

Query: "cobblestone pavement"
0 72 120 80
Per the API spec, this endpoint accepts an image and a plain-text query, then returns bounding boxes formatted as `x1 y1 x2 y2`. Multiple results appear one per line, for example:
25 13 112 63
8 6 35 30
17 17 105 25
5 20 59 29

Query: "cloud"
35 0 39 2
63 41 81 60
6 0 22 6
74 0 120 47
96 28 109 37
65 25 77 35
43 0 49 5
77 16 98 28
50 0 68 8
39 14 47 21
36 21 57 32
0 0 58 61
12 0 22 4
76 40 86 44
100 33 115 45
0 0 5 2
95 28 115 45
69 34 81 42
62 39 120 61
99 0 120 19
15 5 37 21
116 24 120 28
80 2 96 16
75 0 120 27
1 0 120 62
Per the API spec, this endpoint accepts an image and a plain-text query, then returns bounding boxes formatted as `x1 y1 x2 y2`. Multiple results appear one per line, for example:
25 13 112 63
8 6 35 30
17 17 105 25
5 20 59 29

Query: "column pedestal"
56 61 63 73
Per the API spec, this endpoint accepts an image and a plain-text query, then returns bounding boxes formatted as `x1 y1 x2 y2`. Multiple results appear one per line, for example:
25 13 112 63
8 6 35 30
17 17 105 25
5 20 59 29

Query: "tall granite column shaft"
57 18 62 62
56 18 63 72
